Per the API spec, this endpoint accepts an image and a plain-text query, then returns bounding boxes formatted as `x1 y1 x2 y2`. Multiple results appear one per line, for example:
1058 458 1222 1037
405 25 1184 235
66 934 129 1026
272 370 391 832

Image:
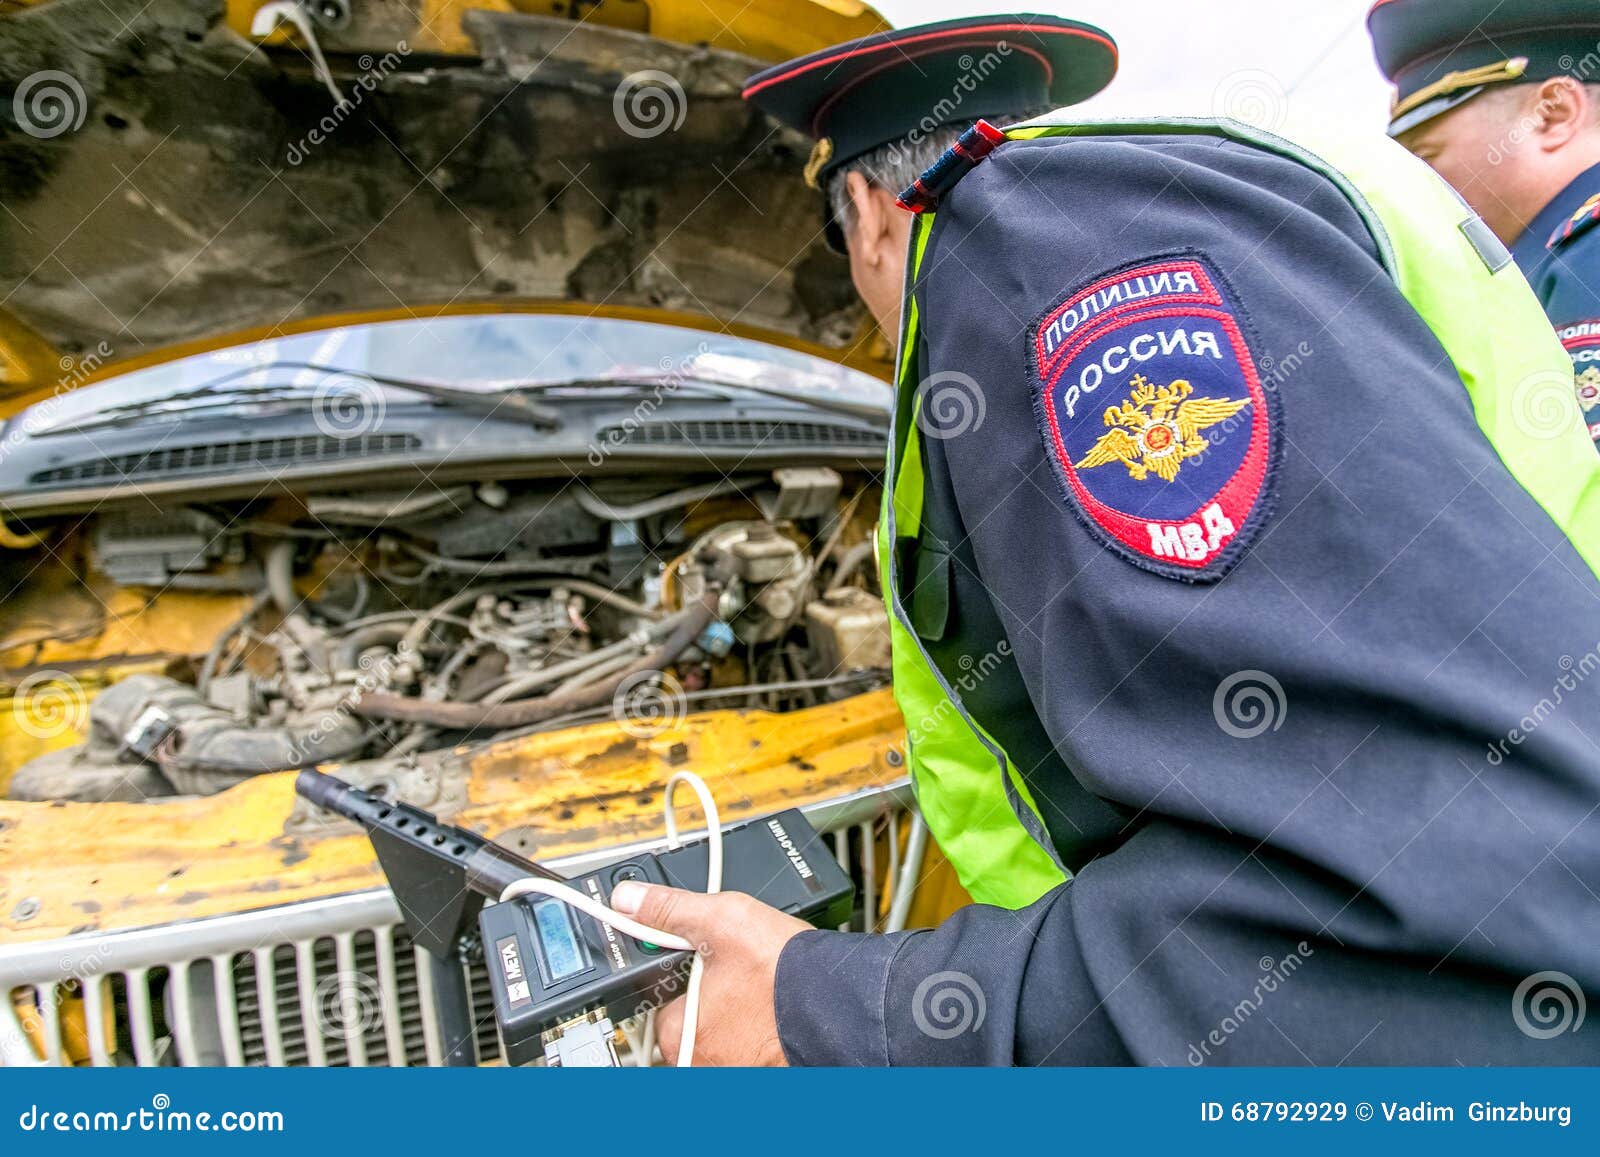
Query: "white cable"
498 877 694 951
663 771 720 1067
635 1010 657 1067
499 769 722 1067
251 1 346 103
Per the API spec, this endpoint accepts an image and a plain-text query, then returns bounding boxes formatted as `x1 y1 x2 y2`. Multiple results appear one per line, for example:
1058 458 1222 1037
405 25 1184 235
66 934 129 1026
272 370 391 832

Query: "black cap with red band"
1369 0 1600 136
742 14 1117 249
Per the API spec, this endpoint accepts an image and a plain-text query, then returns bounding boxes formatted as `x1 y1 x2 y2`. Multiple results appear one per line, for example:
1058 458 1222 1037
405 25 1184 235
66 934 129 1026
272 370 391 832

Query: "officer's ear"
845 170 898 268
1528 76 1593 151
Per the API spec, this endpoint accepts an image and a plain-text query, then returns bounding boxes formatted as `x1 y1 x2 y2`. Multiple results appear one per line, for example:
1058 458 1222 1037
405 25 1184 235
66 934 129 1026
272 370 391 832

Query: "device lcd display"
533 899 586 980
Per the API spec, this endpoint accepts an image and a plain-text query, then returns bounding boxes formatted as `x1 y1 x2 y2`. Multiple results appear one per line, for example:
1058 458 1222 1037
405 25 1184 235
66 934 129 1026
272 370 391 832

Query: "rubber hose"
350 582 719 730
572 477 759 522
826 540 876 594
332 622 408 671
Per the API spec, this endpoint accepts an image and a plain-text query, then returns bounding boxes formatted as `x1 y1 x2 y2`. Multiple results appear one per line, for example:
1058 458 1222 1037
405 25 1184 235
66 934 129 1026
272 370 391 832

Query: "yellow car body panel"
0 689 911 945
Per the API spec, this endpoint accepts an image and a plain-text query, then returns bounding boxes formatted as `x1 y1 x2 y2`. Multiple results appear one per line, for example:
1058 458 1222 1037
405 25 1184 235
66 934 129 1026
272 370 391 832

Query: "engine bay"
3 469 889 803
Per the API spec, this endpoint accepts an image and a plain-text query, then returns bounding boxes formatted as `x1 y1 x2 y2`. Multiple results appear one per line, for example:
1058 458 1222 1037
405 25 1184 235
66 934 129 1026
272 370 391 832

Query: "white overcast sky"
868 0 1394 132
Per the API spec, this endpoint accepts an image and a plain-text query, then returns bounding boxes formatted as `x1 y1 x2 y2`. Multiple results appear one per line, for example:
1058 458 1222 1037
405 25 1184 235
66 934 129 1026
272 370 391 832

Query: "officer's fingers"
653 997 686 1066
610 881 735 945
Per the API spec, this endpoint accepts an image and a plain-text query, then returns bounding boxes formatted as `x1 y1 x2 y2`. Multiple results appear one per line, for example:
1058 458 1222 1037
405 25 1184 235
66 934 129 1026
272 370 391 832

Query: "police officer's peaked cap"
1369 0 1600 136
743 14 1117 249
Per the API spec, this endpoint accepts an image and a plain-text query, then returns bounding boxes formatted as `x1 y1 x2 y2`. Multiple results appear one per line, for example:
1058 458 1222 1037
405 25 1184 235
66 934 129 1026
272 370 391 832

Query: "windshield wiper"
239 362 564 430
37 358 888 439
515 373 890 427
41 362 564 436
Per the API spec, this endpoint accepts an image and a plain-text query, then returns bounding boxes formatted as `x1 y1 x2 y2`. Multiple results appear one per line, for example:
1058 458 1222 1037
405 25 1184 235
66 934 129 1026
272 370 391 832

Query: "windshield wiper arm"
43 386 325 435
273 362 563 430
516 373 890 427
41 363 565 437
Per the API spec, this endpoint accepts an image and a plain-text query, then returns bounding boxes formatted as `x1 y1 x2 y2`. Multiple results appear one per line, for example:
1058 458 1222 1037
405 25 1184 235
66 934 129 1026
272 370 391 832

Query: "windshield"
22 314 887 435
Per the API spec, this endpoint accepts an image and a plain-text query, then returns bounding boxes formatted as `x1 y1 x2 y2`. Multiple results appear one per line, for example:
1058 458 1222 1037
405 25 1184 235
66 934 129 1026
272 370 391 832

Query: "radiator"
1 787 919 1067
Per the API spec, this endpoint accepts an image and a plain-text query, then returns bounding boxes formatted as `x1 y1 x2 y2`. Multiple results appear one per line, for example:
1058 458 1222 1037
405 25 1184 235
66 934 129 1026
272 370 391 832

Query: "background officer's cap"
1369 0 1600 136
742 14 1117 250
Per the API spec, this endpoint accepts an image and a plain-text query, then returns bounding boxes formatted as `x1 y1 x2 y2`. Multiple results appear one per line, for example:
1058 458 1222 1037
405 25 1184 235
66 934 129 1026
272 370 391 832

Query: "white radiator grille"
2 788 915 1067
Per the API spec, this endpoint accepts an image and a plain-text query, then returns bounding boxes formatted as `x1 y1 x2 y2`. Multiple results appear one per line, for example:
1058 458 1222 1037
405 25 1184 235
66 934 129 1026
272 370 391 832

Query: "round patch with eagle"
1029 255 1277 580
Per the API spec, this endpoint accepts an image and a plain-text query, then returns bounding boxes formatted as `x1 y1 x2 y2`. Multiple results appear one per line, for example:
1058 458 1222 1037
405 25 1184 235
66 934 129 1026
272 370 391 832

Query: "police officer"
1370 0 1600 447
606 17 1600 1065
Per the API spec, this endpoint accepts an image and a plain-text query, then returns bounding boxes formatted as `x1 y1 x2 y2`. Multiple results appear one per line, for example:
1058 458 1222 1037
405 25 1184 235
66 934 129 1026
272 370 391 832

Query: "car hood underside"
0 0 880 403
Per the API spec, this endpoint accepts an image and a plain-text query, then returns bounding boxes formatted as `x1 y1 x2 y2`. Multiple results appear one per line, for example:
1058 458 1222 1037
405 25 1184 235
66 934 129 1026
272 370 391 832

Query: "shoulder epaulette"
1547 192 1600 251
895 120 1007 215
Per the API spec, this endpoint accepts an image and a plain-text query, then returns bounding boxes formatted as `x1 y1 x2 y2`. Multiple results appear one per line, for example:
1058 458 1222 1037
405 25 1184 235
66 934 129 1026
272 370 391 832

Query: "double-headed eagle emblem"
1074 375 1250 483
1578 367 1600 412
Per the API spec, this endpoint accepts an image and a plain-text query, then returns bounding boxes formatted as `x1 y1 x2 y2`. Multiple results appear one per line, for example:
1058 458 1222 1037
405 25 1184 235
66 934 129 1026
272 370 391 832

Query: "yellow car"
0 0 960 1067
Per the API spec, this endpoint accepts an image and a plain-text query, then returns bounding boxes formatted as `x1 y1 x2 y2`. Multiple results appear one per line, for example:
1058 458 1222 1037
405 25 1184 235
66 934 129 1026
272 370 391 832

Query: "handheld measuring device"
295 769 853 1066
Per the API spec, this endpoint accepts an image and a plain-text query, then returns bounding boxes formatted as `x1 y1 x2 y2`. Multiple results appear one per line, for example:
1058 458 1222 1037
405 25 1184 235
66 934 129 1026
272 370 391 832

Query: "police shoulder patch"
1560 321 1600 437
1028 253 1278 581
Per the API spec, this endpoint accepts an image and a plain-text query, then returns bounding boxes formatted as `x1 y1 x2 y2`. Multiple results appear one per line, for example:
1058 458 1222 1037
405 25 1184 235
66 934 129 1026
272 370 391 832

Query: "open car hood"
0 0 890 406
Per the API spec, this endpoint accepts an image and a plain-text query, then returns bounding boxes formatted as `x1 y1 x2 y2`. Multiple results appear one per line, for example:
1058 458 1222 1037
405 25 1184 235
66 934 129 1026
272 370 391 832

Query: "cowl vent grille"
29 434 421 486
598 418 882 450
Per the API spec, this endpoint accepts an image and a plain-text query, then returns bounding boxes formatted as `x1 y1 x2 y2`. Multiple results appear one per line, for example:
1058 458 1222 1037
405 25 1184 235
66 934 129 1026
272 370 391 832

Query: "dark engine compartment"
6 468 889 802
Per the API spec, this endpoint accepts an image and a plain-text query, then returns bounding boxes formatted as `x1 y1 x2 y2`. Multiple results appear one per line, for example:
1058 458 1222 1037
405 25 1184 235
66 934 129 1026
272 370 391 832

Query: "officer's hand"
609 881 808 1066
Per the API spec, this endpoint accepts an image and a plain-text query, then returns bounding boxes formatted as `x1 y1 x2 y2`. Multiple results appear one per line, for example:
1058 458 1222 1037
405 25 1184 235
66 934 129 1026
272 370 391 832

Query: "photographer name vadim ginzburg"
1384 1101 1573 1127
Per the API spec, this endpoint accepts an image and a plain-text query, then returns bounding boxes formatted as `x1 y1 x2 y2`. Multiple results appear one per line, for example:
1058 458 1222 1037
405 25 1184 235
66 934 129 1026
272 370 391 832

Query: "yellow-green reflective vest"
878 116 1600 910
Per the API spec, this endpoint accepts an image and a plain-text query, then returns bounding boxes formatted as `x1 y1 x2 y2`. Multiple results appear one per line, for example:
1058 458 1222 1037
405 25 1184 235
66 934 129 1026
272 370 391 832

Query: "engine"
7 470 889 802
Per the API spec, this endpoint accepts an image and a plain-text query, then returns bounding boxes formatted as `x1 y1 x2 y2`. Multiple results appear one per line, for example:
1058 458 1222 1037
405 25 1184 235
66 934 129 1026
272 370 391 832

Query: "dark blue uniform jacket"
1512 160 1600 449
774 133 1600 1065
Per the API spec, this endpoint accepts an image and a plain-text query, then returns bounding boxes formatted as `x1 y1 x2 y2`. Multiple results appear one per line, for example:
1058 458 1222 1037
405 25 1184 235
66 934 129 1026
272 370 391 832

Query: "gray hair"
826 109 1052 240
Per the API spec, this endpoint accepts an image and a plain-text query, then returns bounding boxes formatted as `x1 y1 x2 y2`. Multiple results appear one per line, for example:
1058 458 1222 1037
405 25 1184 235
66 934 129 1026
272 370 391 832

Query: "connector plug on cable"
543 1010 619 1067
